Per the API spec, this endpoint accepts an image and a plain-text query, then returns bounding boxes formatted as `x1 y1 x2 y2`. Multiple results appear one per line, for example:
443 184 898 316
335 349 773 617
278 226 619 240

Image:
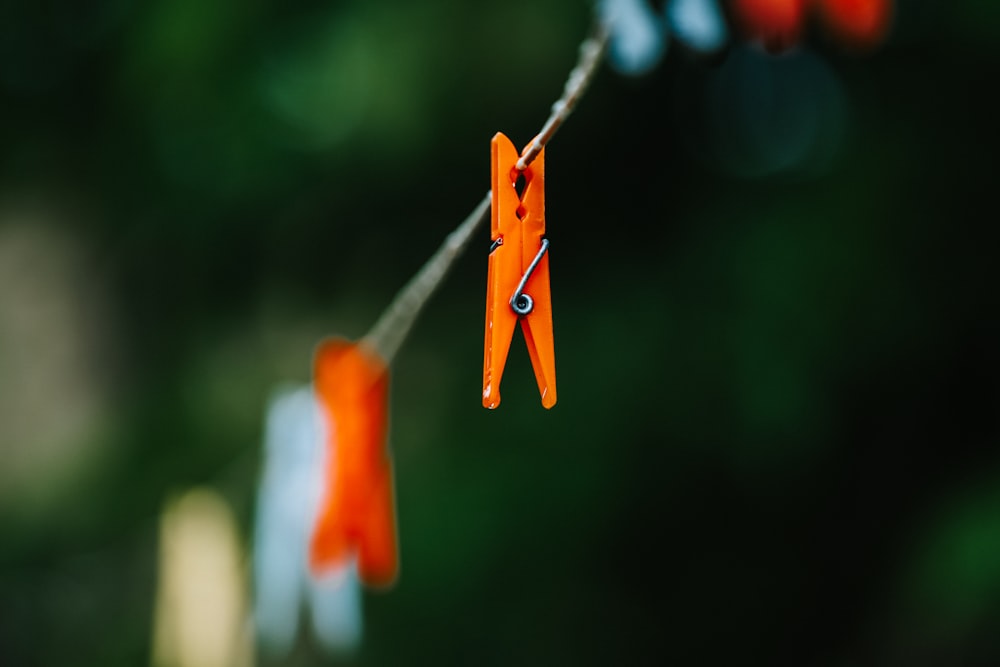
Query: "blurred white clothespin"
599 0 728 76
253 385 362 656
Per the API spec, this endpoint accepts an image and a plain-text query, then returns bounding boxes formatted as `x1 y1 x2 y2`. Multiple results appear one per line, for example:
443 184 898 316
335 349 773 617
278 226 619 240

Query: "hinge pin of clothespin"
509 238 550 316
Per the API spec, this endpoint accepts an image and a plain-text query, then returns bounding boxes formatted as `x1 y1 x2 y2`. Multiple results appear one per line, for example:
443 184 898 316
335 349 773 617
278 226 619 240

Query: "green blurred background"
2 0 999 664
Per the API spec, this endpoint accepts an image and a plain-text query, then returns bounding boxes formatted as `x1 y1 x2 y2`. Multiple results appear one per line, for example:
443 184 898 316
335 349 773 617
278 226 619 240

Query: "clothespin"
255 385 363 654
310 338 398 589
482 132 557 409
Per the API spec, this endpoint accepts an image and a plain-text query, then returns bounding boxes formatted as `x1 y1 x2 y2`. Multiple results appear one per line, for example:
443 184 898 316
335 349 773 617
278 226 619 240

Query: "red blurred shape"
816 0 893 49
731 0 808 51
310 339 398 588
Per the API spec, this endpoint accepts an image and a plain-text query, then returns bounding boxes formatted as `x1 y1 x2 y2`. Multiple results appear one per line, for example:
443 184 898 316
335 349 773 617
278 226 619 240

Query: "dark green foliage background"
1 0 999 664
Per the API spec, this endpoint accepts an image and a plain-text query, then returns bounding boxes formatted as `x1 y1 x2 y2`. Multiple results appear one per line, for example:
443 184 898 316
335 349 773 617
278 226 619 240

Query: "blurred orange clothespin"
482 132 557 410
731 0 893 52
310 338 398 589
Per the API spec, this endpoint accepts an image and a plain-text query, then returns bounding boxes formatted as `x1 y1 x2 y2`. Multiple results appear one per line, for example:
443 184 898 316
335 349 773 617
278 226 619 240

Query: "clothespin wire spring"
510 238 550 316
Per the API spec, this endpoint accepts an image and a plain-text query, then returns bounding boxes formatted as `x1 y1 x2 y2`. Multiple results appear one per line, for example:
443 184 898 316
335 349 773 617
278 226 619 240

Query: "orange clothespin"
310 338 398 588
482 132 557 409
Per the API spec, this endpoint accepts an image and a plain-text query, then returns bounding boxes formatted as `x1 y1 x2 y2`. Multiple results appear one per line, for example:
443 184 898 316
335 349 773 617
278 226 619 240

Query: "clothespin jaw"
310 338 398 589
483 132 557 409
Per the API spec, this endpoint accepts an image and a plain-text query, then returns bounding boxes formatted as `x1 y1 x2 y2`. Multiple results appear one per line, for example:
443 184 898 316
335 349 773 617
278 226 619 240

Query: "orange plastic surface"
310 338 398 588
482 132 557 409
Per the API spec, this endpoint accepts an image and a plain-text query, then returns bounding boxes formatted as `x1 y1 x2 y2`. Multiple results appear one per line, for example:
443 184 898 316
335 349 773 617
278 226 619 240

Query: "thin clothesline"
363 24 610 364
